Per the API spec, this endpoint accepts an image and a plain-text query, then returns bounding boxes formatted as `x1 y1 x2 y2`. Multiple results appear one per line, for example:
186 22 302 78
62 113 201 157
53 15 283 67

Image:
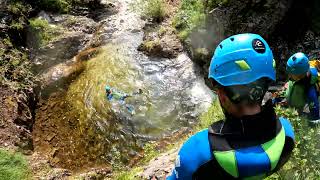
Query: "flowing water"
33 0 214 170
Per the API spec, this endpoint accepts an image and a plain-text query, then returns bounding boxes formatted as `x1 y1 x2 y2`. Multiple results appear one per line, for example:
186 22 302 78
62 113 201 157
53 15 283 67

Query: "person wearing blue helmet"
167 34 295 180
285 52 320 125
105 85 143 115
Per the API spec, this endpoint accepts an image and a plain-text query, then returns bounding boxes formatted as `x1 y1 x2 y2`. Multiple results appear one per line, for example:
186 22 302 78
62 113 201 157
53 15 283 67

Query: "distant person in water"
105 85 143 115
167 34 295 180
285 52 320 125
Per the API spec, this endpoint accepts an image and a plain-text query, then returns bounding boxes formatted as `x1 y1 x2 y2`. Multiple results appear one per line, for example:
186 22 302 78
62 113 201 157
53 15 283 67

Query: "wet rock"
0 87 36 151
47 168 72 180
138 148 178 179
192 48 210 66
50 157 61 166
27 13 99 91
131 28 141 33
31 32 91 73
53 14 98 34
77 167 112 180
38 11 53 23
46 133 56 142
139 26 183 58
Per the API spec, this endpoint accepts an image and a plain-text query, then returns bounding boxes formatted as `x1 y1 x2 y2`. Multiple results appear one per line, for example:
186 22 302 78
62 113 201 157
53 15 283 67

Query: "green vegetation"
113 99 320 179
34 0 99 13
140 39 161 54
173 0 205 40
173 0 228 40
114 167 142 180
196 99 224 131
268 106 320 179
198 102 320 179
132 0 168 22
37 0 70 13
7 1 31 33
0 39 36 90
0 149 31 180
29 18 63 47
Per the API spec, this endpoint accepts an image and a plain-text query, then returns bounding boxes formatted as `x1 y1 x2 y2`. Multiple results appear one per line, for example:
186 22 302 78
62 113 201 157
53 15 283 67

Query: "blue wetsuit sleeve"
307 85 319 120
279 117 295 140
167 129 212 180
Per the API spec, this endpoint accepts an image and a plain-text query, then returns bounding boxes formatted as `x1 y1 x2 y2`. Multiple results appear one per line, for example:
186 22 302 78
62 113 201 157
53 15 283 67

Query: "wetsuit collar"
220 100 278 138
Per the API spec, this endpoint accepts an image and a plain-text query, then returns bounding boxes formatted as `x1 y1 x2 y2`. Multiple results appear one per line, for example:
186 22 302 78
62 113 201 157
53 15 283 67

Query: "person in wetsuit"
167 33 295 180
105 85 142 115
285 52 320 125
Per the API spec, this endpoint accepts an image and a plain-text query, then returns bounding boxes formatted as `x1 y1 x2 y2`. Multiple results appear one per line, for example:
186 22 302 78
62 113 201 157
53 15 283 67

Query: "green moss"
29 18 63 47
177 30 189 40
196 99 224 131
143 40 161 52
114 167 142 180
0 149 31 180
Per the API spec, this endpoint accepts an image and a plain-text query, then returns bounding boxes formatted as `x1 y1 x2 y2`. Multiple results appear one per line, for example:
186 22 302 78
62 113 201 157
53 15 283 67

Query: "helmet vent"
219 44 223 49
292 57 296 61
230 37 234 41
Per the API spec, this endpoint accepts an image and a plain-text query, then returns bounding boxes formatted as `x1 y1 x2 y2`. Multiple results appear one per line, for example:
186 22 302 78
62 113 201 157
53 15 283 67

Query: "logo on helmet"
252 39 266 53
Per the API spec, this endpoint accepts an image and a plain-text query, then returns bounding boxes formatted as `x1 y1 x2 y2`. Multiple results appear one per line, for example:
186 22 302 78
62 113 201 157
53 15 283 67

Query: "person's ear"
217 89 227 104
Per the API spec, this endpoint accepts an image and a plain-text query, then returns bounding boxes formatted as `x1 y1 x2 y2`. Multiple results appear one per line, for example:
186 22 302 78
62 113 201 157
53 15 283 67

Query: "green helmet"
105 85 111 91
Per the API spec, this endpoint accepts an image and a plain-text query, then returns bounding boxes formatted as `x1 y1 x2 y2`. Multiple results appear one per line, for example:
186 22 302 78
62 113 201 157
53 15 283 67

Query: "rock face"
138 26 183 58
189 0 320 80
138 148 178 179
26 12 100 93
0 87 37 153
29 12 99 74
0 1 9 36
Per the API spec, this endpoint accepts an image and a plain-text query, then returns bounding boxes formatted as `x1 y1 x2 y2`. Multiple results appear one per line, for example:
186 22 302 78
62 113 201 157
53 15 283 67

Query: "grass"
269 106 320 179
0 149 31 180
172 0 229 41
132 0 168 22
172 0 206 40
141 39 161 53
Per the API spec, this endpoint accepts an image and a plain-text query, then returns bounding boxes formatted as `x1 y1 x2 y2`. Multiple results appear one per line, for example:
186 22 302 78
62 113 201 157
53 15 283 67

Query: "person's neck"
223 101 277 137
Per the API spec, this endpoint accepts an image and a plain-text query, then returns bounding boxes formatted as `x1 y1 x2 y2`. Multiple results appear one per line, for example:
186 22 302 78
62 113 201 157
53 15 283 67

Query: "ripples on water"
34 0 214 170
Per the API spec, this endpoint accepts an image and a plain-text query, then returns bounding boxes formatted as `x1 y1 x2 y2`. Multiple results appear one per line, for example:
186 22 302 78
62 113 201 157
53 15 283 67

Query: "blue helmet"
208 33 275 86
286 52 309 75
